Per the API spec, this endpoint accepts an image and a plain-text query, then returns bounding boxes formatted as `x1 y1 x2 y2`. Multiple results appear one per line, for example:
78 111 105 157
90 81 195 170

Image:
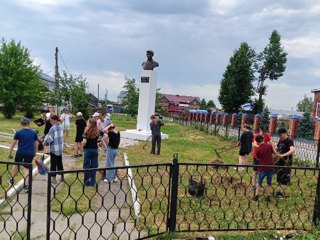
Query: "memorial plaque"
141 77 149 83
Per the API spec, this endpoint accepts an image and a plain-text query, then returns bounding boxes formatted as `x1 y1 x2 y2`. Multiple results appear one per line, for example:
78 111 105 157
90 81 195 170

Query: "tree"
51 71 90 117
296 94 313 113
297 112 314 140
122 76 139 117
200 98 207 109
218 42 256 113
206 100 216 109
0 39 46 118
260 106 270 128
255 30 288 113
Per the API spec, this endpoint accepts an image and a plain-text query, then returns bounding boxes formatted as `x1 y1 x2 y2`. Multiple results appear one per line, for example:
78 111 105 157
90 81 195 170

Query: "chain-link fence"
0 161 33 240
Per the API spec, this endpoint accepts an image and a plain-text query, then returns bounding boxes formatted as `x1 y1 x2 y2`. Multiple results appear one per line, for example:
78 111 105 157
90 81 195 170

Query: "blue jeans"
83 148 98 186
106 146 118 181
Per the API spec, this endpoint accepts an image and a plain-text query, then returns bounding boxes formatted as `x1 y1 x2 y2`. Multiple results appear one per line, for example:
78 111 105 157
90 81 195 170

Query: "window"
317 102 320 117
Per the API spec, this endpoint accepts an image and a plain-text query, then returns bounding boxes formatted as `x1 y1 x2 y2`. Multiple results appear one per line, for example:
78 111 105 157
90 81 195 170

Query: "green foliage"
122 76 139 117
200 98 207 109
260 106 270 127
206 100 216 109
218 42 256 113
297 112 314 140
51 71 90 118
255 30 288 113
297 94 313 113
0 38 46 118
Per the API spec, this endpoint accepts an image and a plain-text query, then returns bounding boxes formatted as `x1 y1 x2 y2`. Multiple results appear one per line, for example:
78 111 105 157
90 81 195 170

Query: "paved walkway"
0 138 141 239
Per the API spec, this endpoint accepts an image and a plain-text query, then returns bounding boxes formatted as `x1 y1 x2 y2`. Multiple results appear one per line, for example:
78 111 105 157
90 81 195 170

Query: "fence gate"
46 163 172 240
0 162 33 240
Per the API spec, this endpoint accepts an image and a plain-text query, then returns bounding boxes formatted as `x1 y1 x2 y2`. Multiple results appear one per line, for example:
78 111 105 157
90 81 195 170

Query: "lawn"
0 112 319 239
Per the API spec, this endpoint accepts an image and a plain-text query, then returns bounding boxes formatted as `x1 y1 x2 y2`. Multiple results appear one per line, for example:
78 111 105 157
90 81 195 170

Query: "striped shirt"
44 123 64 155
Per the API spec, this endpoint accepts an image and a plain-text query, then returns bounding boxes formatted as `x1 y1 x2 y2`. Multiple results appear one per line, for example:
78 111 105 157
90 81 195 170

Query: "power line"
46 67 55 75
58 50 71 75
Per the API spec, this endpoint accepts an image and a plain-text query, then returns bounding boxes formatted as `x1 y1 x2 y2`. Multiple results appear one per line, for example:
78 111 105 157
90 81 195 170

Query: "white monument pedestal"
121 70 169 141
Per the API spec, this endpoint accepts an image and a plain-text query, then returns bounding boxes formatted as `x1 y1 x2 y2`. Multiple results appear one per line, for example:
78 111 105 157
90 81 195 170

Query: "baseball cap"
277 128 287 134
76 112 82 117
92 112 100 117
20 117 30 125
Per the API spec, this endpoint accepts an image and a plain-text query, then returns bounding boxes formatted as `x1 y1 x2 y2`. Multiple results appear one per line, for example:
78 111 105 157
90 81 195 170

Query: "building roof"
39 72 55 83
311 88 320 93
161 94 200 104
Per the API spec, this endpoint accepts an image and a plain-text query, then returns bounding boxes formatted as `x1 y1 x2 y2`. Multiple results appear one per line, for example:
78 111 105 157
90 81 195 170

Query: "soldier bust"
142 50 159 70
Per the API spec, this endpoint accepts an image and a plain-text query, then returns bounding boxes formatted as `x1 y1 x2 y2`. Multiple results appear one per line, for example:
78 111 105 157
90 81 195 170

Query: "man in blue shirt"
8 117 38 192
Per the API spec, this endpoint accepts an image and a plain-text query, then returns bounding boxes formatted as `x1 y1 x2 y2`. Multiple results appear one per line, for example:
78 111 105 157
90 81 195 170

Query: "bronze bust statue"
142 50 159 70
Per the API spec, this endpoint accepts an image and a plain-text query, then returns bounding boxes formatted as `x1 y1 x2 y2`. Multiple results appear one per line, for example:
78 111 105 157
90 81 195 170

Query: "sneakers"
103 177 119 183
23 185 29 193
7 178 14 185
276 191 285 199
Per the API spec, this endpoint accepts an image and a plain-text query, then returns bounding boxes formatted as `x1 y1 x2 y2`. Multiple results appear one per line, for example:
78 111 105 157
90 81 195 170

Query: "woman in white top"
60 108 72 147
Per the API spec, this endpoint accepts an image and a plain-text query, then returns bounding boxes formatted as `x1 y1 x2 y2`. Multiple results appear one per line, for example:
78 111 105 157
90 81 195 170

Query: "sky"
1 0 319 111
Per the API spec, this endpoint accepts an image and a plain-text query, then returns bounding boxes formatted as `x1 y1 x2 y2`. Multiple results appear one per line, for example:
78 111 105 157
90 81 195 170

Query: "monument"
121 50 169 141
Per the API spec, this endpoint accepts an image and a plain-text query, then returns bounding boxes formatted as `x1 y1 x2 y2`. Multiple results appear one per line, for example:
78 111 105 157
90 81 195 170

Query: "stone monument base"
121 129 169 141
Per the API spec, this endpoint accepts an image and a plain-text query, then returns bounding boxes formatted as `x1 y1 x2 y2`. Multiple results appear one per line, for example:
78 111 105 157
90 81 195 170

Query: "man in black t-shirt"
238 124 254 169
275 128 295 199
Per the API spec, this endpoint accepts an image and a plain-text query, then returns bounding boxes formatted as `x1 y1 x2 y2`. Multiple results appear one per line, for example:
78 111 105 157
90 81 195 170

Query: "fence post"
168 154 179 232
26 164 33 240
316 140 320 168
313 167 320 225
46 173 52 240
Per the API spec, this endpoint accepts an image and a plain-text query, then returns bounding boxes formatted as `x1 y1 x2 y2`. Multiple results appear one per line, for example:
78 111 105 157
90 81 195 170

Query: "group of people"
238 124 296 201
7 109 121 190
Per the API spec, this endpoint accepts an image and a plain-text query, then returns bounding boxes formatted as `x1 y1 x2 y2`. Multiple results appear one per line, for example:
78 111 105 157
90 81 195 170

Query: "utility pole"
97 84 100 107
54 47 59 89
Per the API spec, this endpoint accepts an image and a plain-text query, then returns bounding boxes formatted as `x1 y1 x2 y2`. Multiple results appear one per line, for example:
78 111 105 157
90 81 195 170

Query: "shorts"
277 168 291 185
253 158 259 171
75 135 84 142
15 153 34 168
258 171 273 186
239 151 250 156
63 124 70 130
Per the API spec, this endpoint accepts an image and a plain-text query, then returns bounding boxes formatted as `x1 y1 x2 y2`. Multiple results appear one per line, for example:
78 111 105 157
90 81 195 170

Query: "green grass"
50 175 97 215
120 121 319 237
0 113 319 238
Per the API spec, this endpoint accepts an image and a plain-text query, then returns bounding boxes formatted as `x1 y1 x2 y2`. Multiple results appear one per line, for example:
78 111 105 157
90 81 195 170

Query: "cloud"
283 32 320 59
264 82 314 110
1 0 319 111
83 71 127 101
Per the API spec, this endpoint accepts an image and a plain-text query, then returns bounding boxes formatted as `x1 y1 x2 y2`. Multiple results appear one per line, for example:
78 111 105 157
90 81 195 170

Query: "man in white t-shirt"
60 108 71 147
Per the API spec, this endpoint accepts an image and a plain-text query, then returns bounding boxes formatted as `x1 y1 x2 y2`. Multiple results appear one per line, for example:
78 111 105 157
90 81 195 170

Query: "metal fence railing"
45 158 320 239
174 117 320 168
46 163 172 240
0 161 33 240
2 156 320 239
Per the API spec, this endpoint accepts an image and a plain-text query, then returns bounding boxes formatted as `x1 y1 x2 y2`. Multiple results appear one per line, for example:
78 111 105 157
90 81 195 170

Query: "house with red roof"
159 94 201 116
312 88 320 118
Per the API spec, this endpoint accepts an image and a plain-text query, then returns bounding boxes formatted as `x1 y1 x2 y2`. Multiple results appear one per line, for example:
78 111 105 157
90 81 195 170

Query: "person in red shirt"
252 135 275 202
251 126 272 191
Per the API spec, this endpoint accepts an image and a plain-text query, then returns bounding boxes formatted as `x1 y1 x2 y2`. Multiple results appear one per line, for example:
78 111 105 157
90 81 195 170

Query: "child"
252 135 275 202
74 112 87 157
